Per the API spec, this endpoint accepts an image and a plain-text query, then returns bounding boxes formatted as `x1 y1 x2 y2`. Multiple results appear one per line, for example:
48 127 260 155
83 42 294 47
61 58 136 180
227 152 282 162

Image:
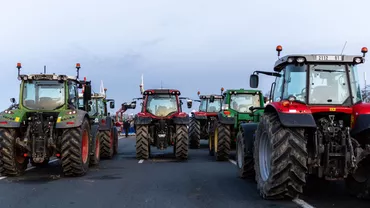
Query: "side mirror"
110 101 115 109
83 84 92 101
210 95 215 103
10 98 16 104
131 101 137 109
250 74 259 88
187 100 193 108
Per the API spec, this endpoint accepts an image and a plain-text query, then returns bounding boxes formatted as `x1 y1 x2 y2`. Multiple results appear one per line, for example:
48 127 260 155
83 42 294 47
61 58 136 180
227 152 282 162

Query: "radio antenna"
340 41 347 55
44 65 46 74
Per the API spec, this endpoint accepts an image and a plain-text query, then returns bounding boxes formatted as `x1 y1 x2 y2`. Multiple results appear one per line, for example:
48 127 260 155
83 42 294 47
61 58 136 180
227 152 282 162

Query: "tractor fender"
265 103 316 128
0 110 25 128
192 112 207 120
134 115 152 125
55 110 90 129
239 122 259 157
173 113 190 125
217 113 235 125
351 103 370 136
98 116 113 131
0 120 21 128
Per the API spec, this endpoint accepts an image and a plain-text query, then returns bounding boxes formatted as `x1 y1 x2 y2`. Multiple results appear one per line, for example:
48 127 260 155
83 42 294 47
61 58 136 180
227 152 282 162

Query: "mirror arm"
253 70 281 77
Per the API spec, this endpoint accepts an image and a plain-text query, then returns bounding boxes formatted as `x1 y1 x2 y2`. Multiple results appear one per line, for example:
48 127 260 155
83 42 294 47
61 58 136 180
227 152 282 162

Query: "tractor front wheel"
236 131 254 178
175 125 189 160
136 125 150 159
61 119 91 176
189 117 201 149
113 127 119 155
100 130 114 159
345 158 370 199
90 132 101 166
214 123 231 161
0 128 28 176
254 112 307 199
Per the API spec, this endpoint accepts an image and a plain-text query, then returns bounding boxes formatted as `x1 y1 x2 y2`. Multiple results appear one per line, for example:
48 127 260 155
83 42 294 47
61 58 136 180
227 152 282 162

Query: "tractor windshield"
309 64 360 105
280 64 361 105
230 93 260 113
199 98 222 112
97 99 105 115
22 80 65 110
146 94 178 117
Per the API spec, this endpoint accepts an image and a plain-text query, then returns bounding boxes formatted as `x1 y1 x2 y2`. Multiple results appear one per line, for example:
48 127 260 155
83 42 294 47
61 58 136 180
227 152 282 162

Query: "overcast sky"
1 0 369 114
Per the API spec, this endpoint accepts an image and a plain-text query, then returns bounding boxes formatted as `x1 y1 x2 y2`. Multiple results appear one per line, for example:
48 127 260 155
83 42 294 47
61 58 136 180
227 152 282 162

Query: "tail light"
223 111 230 115
101 119 106 124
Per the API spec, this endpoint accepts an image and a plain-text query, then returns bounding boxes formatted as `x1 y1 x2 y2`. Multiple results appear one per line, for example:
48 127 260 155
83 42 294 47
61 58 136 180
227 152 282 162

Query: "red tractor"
132 89 193 160
245 45 370 199
189 89 224 149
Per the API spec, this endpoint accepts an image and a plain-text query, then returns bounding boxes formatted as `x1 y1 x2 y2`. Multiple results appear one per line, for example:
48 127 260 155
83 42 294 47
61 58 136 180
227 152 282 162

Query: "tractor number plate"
329 108 336 111
315 55 342 61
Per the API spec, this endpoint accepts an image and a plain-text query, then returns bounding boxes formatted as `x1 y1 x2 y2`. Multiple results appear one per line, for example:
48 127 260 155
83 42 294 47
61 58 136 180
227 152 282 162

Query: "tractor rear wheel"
61 119 91 176
0 128 28 176
175 125 189 160
254 112 307 199
345 158 370 199
113 127 119 155
208 134 214 156
214 123 231 161
236 131 254 178
136 125 150 159
100 130 114 159
189 117 201 149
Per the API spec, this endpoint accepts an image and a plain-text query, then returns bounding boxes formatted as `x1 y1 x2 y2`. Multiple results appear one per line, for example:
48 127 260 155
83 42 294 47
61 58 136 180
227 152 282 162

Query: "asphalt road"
0 137 369 208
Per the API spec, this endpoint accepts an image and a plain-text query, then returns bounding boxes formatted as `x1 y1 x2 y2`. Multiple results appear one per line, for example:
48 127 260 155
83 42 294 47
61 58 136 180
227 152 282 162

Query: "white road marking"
228 159 315 208
229 159 237 165
138 159 144 164
292 198 315 208
0 158 60 180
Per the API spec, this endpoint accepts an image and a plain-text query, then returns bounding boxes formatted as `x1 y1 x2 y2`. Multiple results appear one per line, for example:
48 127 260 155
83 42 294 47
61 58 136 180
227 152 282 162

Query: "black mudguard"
218 113 235 125
351 114 370 136
134 116 152 125
56 110 89 129
277 112 316 128
239 123 259 157
98 116 113 131
173 115 190 125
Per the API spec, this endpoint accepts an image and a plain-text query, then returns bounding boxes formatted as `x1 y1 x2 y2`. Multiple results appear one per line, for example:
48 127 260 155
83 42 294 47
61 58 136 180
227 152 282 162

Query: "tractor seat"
24 100 35 107
311 86 337 103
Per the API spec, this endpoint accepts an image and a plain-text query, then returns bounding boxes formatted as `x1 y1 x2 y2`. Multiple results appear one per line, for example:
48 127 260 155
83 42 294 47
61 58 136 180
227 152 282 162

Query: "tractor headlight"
296 57 305 63
288 95 296 102
287 57 294 63
354 57 362 63
94 118 99 123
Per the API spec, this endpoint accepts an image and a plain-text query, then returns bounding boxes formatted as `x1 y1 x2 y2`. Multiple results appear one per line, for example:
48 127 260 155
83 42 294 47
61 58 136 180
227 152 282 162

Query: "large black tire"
254 112 307 199
236 131 254 178
175 125 189 160
89 132 100 166
100 130 114 159
136 125 150 159
113 127 119 155
345 158 370 199
61 119 91 176
214 123 231 161
189 117 201 149
0 128 28 176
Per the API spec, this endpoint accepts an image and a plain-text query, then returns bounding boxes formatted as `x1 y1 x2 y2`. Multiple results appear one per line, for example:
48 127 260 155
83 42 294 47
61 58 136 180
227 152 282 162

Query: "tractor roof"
199 95 223 99
143 89 181 95
274 54 365 71
223 89 262 94
19 74 78 81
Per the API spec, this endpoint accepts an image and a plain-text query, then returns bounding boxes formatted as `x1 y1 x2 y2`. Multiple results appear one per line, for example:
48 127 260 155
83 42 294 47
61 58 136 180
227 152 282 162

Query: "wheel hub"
259 132 272 181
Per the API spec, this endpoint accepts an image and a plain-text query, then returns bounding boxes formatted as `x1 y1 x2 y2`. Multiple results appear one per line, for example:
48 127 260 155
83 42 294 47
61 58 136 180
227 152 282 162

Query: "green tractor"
78 87 120 160
0 63 96 177
209 89 265 162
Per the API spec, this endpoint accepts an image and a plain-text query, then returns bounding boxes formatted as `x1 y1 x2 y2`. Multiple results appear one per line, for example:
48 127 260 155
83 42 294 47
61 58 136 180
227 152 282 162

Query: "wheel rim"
259 132 272 181
82 129 89 163
237 140 243 168
95 136 100 159
208 135 212 151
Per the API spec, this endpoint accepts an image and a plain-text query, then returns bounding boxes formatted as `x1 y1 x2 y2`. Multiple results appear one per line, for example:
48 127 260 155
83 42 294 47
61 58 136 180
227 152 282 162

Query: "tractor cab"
197 94 223 113
138 89 192 118
250 45 367 108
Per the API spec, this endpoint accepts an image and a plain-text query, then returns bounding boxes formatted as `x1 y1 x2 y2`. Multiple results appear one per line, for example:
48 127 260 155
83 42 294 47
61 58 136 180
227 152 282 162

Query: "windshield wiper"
314 69 345 73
